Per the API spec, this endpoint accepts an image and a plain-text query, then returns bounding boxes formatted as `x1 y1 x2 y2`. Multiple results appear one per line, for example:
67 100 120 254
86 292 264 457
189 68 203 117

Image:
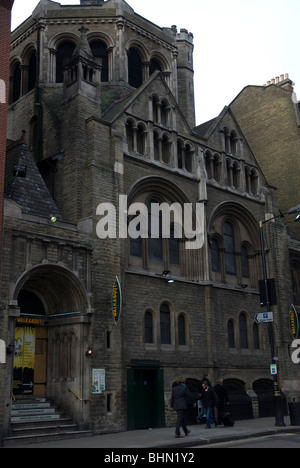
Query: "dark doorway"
127 367 165 430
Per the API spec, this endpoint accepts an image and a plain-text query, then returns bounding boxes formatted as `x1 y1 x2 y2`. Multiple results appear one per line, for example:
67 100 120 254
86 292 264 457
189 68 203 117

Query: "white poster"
92 369 105 394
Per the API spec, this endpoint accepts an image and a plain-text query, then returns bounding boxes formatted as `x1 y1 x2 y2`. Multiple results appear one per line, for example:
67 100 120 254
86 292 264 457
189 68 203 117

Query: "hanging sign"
290 305 299 339
112 276 122 325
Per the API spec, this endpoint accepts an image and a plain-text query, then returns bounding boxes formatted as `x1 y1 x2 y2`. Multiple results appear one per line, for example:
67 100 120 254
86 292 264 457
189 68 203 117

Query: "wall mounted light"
86 346 94 357
162 270 175 284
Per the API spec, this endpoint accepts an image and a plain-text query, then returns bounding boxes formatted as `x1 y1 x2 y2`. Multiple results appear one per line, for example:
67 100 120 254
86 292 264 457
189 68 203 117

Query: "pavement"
9 417 300 449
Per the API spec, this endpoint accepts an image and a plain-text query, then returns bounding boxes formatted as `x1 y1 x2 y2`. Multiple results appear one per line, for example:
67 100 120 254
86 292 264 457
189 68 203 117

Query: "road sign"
255 311 274 324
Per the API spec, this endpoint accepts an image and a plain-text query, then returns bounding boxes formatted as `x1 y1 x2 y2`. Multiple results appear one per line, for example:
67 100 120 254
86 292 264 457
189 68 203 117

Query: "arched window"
224 222 236 275
230 131 238 156
28 52 37 93
178 314 186 346
128 48 143 88
90 40 109 82
144 311 154 344
239 313 248 349
161 100 169 127
250 169 258 196
177 141 183 169
241 245 250 278
232 162 240 189
11 61 21 103
211 239 221 273
228 320 235 348
148 200 163 262
56 41 76 83
160 303 171 345
137 124 146 155
185 144 193 173
152 95 159 123
150 59 162 76
213 154 221 182
153 131 160 161
162 134 171 164
126 120 135 151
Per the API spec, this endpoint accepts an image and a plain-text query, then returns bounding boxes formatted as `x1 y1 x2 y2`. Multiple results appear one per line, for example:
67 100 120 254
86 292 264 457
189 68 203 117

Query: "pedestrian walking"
171 377 196 438
198 380 217 429
201 374 212 387
213 378 230 425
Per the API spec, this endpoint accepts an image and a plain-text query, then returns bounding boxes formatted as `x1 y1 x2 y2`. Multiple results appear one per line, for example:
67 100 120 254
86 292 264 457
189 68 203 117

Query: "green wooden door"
127 368 165 430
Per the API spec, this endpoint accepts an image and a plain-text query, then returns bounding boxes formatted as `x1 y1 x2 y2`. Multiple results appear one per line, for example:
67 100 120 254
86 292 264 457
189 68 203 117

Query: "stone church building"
0 0 299 442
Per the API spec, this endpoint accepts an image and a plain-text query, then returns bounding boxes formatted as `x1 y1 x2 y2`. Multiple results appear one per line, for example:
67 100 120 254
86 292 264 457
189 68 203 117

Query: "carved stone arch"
13 264 90 316
87 30 114 49
87 31 115 82
125 115 137 126
48 32 78 83
21 42 37 64
127 176 190 207
9 56 22 103
150 51 170 72
209 201 260 251
126 39 149 63
48 31 79 51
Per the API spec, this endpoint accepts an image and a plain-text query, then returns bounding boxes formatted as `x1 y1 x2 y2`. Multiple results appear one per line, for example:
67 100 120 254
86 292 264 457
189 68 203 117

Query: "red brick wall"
0 0 14 257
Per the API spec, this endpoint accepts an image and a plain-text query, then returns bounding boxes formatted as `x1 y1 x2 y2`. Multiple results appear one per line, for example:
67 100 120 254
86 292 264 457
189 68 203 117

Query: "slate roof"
5 142 62 220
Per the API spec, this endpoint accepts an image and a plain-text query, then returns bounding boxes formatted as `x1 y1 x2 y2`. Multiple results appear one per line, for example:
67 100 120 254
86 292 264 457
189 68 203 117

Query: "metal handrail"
67 386 89 403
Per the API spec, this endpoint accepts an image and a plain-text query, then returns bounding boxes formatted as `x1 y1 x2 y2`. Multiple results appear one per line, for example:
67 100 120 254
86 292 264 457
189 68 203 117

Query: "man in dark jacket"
171 377 196 438
199 381 217 429
213 379 230 425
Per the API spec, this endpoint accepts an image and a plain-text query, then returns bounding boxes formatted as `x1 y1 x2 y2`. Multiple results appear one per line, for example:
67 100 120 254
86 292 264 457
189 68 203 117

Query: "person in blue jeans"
198 381 217 429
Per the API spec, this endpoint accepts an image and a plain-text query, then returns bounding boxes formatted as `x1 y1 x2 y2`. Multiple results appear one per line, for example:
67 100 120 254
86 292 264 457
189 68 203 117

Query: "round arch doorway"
12 265 91 404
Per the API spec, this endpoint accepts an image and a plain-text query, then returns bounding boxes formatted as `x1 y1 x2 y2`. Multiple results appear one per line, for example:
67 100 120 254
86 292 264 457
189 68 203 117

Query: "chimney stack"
263 73 294 92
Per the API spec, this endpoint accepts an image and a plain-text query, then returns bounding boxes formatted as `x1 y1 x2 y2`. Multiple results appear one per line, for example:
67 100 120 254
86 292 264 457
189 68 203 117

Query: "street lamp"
259 203 300 427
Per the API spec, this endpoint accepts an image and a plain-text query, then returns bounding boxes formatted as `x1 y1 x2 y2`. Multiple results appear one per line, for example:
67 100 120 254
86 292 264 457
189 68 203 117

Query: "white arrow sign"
23 381 34 388
255 312 274 324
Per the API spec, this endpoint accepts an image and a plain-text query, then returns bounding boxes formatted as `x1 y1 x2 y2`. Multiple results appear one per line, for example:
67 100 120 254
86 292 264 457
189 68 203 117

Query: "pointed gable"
103 71 192 136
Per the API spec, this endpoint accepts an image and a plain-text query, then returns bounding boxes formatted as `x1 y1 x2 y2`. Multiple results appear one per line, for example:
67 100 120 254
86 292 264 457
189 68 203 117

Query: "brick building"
0 0 14 443
0 0 14 253
0 0 299 444
230 75 300 241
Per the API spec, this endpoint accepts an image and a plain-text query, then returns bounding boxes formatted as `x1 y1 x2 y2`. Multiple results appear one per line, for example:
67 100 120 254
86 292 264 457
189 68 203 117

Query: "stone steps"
2 398 92 447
